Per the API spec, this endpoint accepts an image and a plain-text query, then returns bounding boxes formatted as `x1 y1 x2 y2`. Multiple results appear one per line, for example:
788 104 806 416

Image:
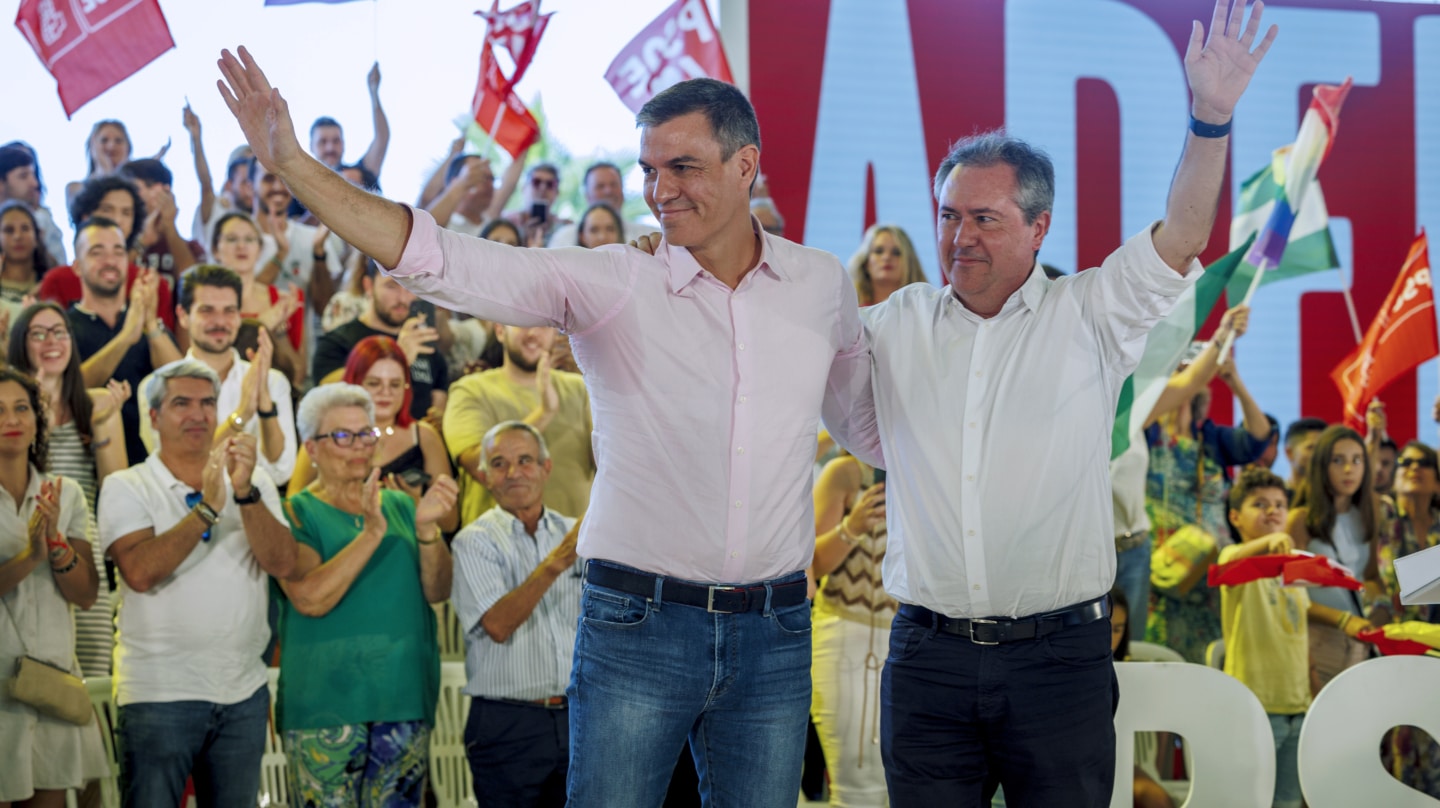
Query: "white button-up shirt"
864 225 1199 619
139 349 298 484
451 506 582 700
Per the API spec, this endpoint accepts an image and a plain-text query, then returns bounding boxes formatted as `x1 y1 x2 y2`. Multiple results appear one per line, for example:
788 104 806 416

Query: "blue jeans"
881 610 1117 808
1269 713 1304 808
567 561 812 807
1114 532 1152 641
116 684 269 808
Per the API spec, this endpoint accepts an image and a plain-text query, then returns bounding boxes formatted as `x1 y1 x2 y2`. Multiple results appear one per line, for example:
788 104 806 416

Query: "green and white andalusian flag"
1109 80 1351 460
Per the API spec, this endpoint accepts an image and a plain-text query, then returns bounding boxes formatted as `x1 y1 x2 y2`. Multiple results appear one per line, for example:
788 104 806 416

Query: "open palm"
217 47 305 174
1185 0 1279 121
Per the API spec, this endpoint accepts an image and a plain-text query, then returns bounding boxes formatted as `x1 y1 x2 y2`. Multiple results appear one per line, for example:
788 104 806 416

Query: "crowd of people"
1 3 1434 807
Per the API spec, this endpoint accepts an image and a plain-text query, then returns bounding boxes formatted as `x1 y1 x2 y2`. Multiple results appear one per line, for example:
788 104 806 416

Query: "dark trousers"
464 698 568 808
880 610 1118 808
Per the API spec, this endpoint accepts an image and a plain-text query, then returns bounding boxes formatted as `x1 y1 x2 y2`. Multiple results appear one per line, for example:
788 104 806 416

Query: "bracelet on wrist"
1337 613 1352 631
51 553 80 575
1189 115 1233 139
836 521 859 547
417 527 442 545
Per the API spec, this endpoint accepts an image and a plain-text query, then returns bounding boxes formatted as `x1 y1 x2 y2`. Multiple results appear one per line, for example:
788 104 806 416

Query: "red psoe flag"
605 0 734 115
470 42 541 160
1331 231 1440 430
476 0 552 86
15 0 175 118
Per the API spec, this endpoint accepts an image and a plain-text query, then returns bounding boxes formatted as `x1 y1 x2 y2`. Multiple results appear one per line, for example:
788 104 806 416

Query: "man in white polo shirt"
99 359 299 807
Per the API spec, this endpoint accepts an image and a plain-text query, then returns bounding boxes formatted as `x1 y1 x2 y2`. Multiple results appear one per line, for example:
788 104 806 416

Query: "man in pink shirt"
218 52 878 806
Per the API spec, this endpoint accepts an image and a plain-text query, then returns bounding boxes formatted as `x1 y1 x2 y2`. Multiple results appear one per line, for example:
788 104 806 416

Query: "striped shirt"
49 420 111 678
451 506 581 701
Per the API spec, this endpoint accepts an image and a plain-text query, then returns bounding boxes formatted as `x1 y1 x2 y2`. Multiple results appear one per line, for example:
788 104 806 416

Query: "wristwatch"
234 486 262 506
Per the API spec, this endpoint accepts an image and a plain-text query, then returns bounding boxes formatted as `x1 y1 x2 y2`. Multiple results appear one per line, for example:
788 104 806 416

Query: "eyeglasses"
26 326 70 343
183 491 212 542
315 427 381 448
1397 456 1437 470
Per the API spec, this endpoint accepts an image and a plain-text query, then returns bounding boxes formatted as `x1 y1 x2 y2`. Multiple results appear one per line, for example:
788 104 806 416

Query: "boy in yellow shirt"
1220 468 1370 808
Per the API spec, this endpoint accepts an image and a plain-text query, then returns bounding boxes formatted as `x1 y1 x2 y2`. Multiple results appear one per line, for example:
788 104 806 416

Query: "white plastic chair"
81 676 120 808
1112 662 1275 808
259 667 290 808
1129 640 1185 663
1299 656 1440 807
431 661 477 808
435 600 466 662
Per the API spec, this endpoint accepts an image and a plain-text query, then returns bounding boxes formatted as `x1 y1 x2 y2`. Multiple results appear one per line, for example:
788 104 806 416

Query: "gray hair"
637 78 760 162
296 383 375 442
479 420 550 466
932 132 1054 224
145 359 221 411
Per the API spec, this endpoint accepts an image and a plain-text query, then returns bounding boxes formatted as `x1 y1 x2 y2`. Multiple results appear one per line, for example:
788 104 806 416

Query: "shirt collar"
494 505 563 536
946 259 1049 320
185 348 245 383
145 451 194 494
0 466 47 509
662 214 787 293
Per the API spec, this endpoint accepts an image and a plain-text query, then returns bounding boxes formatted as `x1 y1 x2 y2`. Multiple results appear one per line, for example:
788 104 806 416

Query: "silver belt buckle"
707 585 739 613
969 618 1000 645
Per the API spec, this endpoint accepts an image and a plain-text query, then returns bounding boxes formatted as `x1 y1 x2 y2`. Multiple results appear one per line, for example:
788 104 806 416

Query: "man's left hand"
1185 0 1278 123
227 433 259 497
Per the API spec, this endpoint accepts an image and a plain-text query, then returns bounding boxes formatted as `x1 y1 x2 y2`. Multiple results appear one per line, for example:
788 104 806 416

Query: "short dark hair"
310 117 342 137
636 78 760 161
118 158 173 187
69 176 145 249
0 141 44 195
1284 417 1328 448
1380 437 1399 454
72 216 125 250
527 162 559 181
584 161 622 186
1229 467 1288 511
479 218 522 245
932 132 1054 224
341 162 381 193
0 144 36 184
177 264 243 313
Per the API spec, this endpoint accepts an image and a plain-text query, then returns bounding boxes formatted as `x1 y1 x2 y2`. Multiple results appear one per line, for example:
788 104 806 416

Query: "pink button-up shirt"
390 208 878 583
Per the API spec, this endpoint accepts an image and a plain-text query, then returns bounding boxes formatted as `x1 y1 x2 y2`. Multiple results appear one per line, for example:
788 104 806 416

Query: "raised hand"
202 438 229 512
226 432 259 496
396 314 438 365
1216 304 1250 341
28 480 58 557
106 379 132 410
360 468 388 537
842 482 887 538
414 474 458 531
544 520 581 575
312 224 331 257
217 47 306 174
183 103 202 140
1185 0 1279 122
367 62 382 96
1366 399 1387 438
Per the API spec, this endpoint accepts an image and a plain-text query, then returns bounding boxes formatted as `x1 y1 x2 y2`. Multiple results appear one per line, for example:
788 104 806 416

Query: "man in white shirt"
451 421 582 807
99 359 300 807
860 4 1278 805
138 265 297 484
248 157 343 298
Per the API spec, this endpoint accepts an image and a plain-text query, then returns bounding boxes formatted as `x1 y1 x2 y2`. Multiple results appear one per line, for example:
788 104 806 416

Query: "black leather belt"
585 561 808 614
491 696 567 710
898 596 1111 646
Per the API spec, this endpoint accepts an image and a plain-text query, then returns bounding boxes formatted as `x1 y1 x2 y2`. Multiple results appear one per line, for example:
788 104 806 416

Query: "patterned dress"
1374 500 1440 797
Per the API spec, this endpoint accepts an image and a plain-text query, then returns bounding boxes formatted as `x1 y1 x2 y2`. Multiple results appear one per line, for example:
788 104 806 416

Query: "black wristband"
234 487 262 505
312 252 328 261
1189 115 1232 139
257 404 278 419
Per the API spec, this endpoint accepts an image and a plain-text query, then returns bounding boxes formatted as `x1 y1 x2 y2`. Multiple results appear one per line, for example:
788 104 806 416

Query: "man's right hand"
217 47 306 175
202 438 229 512
396 315 438 365
122 274 150 343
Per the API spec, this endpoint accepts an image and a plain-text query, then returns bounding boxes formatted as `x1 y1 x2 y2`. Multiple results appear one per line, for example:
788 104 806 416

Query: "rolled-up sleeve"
387 207 639 334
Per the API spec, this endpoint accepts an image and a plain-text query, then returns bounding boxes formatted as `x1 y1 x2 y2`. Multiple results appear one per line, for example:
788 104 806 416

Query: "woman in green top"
277 383 458 807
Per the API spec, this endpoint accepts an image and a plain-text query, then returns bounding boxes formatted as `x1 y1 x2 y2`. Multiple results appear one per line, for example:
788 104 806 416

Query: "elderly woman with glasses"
275 383 458 807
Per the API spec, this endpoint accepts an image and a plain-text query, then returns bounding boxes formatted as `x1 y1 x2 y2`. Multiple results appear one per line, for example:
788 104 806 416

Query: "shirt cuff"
1130 221 1205 294
386 205 440 278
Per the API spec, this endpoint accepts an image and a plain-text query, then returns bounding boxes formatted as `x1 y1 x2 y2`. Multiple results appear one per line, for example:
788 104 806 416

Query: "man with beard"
139 265 297 484
67 217 182 464
444 324 592 525
312 260 449 420
249 158 342 307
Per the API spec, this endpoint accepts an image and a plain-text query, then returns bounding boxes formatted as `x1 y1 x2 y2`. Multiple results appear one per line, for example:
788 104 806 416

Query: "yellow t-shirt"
444 368 594 525
1218 544 1312 715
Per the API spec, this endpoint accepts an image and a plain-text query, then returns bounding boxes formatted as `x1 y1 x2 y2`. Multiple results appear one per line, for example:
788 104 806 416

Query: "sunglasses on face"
1397 456 1437 470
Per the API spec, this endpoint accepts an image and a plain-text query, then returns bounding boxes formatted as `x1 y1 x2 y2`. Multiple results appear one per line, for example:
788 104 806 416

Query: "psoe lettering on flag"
1330 230 1439 430
14 0 175 118
604 0 733 115
475 0 552 86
